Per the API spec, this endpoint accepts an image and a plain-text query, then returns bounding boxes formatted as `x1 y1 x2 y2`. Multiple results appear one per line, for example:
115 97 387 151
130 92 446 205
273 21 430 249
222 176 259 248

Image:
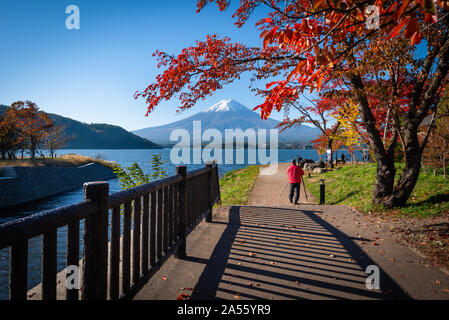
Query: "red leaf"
396 0 412 19
389 19 409 38
176 293 190 300
316 73 324 90
424 13 437 24
405 19 419 39
263 18 272 24
410 32 422 46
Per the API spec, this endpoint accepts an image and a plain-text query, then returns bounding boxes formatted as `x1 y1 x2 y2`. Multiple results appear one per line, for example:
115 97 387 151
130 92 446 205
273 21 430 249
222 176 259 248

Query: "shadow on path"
189 206 410 300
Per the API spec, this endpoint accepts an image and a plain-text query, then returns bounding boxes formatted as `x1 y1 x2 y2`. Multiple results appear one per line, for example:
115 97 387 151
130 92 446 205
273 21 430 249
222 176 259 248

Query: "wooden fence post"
214 162 221 205
9 240 28 300
174 166 187 259
82 181 109 300
206 163 213 223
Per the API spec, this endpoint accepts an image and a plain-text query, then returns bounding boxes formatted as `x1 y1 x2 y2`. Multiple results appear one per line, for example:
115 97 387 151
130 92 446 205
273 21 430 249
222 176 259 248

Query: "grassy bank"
0 154 117 170
218 165 260 206
305 163 449 218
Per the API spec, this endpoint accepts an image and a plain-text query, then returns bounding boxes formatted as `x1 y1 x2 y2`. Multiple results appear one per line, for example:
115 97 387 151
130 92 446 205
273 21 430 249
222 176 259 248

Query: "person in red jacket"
286 159 305 205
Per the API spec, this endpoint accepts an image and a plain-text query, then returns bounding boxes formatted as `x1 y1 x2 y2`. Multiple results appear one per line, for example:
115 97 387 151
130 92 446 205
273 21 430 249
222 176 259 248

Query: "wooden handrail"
0 163 221 300
0 200 98 250
107 174 183 208
186 166 211 179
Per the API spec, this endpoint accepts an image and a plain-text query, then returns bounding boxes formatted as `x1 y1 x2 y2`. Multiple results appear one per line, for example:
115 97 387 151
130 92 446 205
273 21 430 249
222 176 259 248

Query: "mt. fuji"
203 99 255 113
132 99 320 145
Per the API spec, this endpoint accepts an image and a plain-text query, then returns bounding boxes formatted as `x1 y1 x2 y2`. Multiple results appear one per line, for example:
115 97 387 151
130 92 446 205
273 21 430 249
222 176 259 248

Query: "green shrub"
114 154 167 190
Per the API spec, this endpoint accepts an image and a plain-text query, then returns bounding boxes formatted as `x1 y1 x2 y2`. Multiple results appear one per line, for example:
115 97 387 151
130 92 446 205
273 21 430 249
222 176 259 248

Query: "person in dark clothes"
286 159 305 205
296 156 303 168
362 150 368 162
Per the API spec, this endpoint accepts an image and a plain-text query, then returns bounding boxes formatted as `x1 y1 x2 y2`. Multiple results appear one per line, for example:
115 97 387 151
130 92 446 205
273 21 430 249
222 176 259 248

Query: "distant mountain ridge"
0 104 160 149
132 99 321 145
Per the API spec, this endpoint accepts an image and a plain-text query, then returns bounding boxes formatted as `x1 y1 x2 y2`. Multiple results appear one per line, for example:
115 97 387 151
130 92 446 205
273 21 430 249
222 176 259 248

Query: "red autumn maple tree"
7 101 53 159
279 91 348 167
0 112 23 159
136 0 449 207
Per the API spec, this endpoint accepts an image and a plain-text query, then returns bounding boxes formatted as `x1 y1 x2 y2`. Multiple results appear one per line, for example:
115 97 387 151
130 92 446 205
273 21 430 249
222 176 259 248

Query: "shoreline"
0 162 116 209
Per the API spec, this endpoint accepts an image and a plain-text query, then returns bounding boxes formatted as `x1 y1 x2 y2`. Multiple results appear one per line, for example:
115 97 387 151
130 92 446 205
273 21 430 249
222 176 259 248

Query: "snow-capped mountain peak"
133 98 321 144
203 99 252 113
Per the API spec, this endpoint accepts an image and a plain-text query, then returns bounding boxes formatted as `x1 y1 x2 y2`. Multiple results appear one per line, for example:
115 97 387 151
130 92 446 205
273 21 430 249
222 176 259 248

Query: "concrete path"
135 164 449 300
248 163 315 207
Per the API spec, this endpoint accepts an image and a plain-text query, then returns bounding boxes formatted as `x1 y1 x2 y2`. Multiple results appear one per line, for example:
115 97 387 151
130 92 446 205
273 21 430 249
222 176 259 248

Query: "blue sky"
0 0 283 131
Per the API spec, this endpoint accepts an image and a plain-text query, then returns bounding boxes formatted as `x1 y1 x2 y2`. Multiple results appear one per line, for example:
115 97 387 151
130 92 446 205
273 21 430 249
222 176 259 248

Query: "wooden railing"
0 163 220 300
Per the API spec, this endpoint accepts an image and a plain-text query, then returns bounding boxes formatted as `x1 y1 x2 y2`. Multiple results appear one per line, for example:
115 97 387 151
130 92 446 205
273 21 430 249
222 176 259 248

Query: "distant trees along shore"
0 101 67 160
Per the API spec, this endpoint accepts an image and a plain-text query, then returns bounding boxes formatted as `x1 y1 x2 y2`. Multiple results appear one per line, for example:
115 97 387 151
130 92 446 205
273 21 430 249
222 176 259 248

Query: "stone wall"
0 163 116 208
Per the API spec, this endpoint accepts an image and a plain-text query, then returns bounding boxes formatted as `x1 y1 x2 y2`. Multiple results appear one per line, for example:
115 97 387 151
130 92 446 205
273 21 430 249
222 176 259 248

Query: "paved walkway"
135 164 449 300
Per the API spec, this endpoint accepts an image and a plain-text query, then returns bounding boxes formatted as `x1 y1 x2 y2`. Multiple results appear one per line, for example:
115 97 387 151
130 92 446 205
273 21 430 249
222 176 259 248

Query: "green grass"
305 163 449 218
218 165 260 206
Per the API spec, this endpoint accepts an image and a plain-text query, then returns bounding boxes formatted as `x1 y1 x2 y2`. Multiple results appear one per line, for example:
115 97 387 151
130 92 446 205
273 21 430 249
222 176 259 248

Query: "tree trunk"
30 138 36 160
349 73 398 206
372 152 396 205
443 157 446 178
441 138 447 179
380 127 423 208
327 140 334 169
374 155 424 209
387 153 422 207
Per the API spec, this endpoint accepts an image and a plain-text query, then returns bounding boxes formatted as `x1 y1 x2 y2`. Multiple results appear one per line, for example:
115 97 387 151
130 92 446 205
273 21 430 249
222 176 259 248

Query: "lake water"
0 148 362 299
